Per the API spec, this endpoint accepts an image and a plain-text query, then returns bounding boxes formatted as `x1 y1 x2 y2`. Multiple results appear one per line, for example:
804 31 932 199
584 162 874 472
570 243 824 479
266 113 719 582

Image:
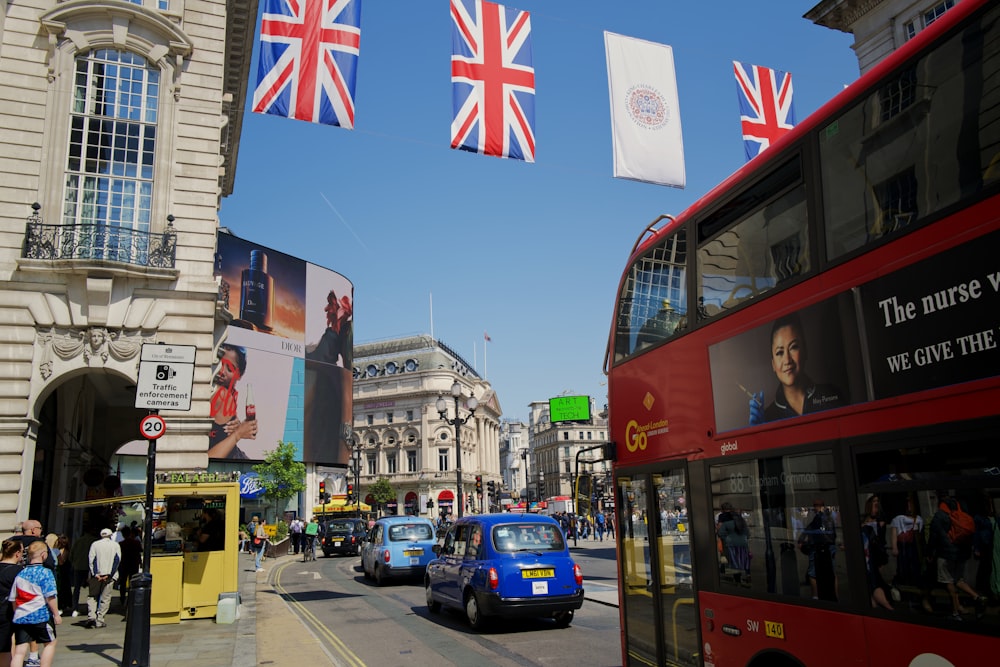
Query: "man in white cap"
86 527 121 628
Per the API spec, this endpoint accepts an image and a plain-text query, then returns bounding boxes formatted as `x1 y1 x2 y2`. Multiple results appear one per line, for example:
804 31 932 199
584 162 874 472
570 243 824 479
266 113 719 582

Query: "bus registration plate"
522 568 554 579
764 621 784 640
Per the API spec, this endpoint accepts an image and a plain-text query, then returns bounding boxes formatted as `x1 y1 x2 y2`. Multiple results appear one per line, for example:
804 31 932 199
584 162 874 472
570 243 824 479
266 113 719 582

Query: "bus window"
855 437 1000 633
614 228 687 362
709 451 846 603
821 2 1000 260
697 160 809 319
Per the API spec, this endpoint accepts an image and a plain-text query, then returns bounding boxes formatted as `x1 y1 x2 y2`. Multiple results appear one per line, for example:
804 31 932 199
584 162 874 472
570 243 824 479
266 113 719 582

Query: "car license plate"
521 568 555 579
333 541 341 547
404 549 423 556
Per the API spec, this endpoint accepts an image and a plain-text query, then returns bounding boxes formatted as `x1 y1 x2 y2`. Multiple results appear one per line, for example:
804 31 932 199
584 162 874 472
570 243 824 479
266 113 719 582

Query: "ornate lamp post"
520 448 530 504
344 433 362 518
436 381 477 519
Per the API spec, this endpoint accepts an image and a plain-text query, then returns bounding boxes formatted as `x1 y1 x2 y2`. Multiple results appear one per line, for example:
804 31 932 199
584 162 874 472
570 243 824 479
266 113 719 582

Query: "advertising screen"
549 395 592 422
211 232 353 464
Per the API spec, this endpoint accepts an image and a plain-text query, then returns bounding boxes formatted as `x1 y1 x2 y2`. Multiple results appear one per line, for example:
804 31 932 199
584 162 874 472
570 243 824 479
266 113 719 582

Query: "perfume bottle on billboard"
239 249 273 331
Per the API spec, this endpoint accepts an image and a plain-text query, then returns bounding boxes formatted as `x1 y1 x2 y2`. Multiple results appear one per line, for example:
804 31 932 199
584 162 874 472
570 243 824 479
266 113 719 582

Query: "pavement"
51 539 619 666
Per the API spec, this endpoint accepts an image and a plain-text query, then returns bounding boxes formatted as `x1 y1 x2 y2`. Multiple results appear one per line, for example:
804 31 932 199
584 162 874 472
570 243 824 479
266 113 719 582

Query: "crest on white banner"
605 32 685 188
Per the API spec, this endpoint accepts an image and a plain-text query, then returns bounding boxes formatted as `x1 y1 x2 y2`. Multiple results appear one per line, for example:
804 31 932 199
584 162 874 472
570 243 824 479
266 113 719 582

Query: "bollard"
121 572 152 667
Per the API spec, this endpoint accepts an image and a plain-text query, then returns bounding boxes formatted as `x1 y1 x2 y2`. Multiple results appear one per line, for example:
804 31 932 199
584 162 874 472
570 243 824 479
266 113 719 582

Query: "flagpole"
429 293 434 340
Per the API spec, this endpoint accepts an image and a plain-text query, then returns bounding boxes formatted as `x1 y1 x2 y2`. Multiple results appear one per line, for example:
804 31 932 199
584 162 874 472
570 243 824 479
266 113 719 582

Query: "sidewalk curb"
232 554 259 667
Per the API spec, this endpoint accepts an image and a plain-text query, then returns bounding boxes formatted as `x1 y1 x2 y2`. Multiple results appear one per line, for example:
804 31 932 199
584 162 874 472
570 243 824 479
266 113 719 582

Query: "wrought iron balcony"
21 204 177 269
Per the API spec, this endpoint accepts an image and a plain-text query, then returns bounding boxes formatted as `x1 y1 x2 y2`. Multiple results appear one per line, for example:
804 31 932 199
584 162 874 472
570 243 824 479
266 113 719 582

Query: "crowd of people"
551 511 615 542
715 491 999 621
0 519 144 667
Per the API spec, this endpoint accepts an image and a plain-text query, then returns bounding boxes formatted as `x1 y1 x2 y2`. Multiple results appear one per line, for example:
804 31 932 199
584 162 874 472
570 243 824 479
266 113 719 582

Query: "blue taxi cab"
425 513 584 629
360 516 437 585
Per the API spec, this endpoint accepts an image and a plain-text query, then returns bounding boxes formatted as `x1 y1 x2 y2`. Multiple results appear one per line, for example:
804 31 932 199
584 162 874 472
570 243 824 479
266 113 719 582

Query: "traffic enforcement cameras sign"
135 343 196 411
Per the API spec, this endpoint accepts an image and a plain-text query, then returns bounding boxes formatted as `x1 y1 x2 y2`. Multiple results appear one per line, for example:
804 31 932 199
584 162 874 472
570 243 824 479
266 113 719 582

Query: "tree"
252 440 306 521
369 476 396 517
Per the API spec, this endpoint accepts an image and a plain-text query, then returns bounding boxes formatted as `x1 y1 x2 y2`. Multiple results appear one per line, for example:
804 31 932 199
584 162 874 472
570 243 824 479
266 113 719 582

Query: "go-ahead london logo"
625 84 670 130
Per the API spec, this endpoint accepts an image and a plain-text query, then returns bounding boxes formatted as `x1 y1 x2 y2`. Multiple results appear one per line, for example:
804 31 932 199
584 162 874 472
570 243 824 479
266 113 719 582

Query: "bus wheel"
748 653 804 667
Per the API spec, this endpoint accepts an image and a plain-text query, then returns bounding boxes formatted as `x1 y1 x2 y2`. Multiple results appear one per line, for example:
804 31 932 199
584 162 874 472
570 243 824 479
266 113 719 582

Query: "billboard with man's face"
210 232 353 464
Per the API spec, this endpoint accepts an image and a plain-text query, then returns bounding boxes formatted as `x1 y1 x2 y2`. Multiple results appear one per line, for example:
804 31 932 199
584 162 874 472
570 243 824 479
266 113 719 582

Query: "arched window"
65 49 158 258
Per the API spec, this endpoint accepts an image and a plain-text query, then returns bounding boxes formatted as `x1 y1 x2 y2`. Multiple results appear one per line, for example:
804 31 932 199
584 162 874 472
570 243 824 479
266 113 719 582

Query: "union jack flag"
451 0 535 162
252 0 362 128
733 61 795 162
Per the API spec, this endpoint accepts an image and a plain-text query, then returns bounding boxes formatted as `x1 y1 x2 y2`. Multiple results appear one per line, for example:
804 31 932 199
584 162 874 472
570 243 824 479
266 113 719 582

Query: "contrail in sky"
320 192 369 252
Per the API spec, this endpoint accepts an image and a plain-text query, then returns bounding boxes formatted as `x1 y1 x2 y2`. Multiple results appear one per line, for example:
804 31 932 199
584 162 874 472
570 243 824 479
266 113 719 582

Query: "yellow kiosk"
148 477 240 624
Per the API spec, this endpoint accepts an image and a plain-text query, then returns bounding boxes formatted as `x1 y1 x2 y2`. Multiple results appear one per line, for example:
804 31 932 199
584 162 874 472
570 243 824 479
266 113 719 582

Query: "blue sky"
218 1 858 422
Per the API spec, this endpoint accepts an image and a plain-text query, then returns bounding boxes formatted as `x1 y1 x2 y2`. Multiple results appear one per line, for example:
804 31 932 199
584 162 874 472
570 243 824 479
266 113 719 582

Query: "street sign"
135 343 197 410
139 414 167 440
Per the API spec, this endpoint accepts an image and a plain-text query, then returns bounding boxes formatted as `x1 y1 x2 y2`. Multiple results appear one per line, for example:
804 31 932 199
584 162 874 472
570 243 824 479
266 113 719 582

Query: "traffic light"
475 475 483 495
487 480 496 497
319 481 327 503
346 483 354 504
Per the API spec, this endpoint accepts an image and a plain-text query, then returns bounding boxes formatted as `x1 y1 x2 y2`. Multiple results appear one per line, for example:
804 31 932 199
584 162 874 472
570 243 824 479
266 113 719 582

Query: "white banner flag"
605 32 686 188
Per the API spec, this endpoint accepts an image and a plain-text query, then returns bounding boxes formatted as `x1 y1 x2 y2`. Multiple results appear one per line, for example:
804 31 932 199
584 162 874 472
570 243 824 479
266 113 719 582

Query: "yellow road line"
272 559 367 667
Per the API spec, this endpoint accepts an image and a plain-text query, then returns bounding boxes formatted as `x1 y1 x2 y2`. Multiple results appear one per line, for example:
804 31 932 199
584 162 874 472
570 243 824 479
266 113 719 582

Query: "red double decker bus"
605 2 1000 665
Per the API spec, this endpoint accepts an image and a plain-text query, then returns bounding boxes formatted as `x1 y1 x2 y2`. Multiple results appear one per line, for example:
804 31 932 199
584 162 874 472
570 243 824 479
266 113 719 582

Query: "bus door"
618 468 699 666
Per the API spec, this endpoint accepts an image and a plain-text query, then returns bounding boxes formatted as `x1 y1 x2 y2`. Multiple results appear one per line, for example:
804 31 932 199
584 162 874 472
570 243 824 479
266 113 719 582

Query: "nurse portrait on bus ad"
708 295 866 432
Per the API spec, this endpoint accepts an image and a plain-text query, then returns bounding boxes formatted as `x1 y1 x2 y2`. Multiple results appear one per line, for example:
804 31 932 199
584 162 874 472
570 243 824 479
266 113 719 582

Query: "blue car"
425 513 584 630
361 516 437 585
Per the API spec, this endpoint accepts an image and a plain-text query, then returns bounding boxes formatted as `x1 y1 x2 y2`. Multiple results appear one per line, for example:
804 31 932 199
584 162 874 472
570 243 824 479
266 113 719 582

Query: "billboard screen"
211 232 353 464
549 395 591 422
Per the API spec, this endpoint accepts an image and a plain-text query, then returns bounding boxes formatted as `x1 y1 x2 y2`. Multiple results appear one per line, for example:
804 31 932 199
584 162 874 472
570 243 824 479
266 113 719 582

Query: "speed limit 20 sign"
140 414 167 440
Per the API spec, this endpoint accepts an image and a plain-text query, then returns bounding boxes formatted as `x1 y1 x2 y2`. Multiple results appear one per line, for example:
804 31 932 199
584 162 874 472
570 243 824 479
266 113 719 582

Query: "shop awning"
313 498 371 514
59 494 147 509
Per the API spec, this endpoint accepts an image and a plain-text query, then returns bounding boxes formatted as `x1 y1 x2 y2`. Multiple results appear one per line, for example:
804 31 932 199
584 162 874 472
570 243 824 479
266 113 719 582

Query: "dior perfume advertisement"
212 232 354 465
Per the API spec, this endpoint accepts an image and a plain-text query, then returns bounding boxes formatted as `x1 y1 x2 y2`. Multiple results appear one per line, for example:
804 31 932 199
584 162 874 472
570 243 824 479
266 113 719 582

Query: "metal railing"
21 205 177 269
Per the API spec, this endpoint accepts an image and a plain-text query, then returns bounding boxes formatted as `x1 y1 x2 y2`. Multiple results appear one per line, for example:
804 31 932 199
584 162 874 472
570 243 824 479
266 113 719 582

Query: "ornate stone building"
806 0 958 74
528 399 609 504
351 335 501 518
0 0 257 531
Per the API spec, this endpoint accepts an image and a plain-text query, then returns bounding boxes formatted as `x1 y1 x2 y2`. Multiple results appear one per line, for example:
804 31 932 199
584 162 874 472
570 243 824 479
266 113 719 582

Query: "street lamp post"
436 381 477 519
344 435 362 518
520 449 530 504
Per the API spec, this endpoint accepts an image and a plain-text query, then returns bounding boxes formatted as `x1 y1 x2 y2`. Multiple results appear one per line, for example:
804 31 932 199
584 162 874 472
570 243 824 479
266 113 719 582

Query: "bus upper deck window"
614 229 688 362
697 159 809 319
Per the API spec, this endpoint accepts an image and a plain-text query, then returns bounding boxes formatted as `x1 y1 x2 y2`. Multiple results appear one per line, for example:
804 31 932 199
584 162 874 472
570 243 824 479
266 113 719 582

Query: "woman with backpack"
929 494 987 620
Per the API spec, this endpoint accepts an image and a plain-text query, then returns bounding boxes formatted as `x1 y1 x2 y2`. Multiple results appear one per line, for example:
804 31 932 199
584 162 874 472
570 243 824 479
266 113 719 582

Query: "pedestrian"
595 511 606 542
606 513 615 539
86 528 121 629
53 536 72 618
117 527 142 609
929 494 987 620
67 529 96 617
1 539 25 667
254 518 268 572
290 517 303 555
8 541 60 667
10 522 54 571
